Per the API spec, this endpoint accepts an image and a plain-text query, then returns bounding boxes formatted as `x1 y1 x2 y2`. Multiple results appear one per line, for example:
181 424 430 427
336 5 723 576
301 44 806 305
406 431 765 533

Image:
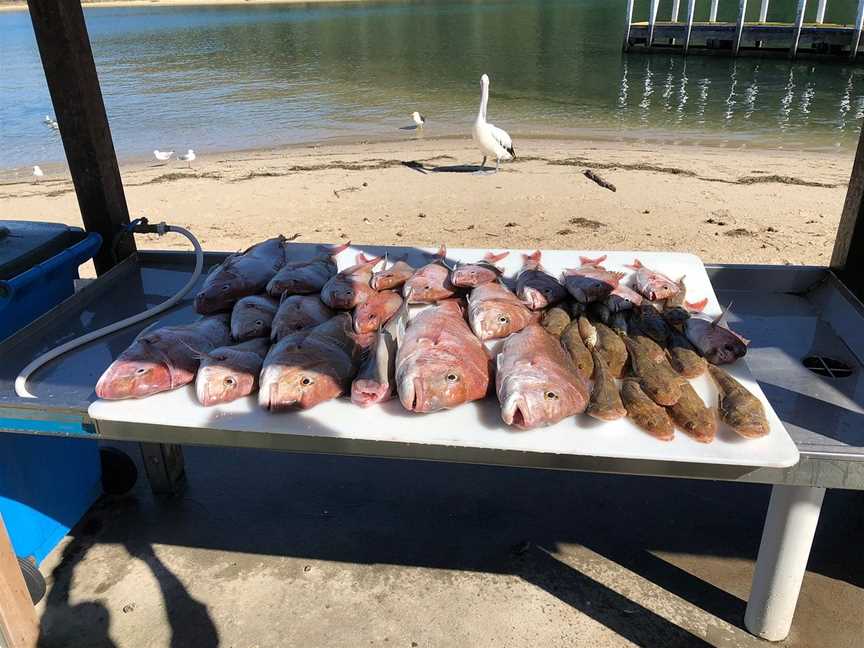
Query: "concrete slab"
35 444 864 648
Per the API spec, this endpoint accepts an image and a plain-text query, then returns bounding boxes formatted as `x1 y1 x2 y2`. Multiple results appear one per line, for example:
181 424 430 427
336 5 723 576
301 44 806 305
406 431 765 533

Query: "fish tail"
356 252 384 268
580 254 607 266
484 250 509 264
523 250 542 265
624 258 644 270
711 300 734 328
327 241 351 256
685 298 708 312
434 244 447 259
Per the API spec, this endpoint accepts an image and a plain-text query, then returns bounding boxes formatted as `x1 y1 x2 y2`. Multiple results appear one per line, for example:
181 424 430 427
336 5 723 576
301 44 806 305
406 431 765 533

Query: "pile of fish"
95 239 768 444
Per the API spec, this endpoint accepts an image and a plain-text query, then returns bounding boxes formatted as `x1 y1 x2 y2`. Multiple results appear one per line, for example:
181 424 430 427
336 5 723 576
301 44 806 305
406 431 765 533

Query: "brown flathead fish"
560 320 594 381
95 315 231 399
707 365 769 438
195 236 287 314
667 382 717 443
541 306 571 337
396 300 489 412
579 319 626 421
496 324 589 429
624 335 685 407
667 329 707 379
621 378 674 441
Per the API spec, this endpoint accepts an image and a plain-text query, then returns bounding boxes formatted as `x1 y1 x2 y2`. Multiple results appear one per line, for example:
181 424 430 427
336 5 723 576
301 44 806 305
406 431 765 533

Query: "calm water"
2 0 864 169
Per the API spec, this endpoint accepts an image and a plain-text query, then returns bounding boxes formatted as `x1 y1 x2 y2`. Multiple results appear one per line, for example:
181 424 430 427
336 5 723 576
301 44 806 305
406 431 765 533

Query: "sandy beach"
0 137 851 273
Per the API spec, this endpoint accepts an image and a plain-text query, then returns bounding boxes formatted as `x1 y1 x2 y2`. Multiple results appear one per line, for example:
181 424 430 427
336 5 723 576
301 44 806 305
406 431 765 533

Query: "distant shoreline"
0 0 395 12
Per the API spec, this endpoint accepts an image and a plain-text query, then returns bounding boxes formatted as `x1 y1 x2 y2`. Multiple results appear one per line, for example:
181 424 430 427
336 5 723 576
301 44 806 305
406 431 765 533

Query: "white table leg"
744 484 826 641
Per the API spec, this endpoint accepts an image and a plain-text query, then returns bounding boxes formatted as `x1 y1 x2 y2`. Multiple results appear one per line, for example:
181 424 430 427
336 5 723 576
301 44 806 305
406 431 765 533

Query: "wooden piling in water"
852 0 864 60
623 0 634 51
759 0 770 22
709 0 719 23
648 0 660 48
735 0 749 56
790 0 808 60
816 0 827 24
683 0 697 55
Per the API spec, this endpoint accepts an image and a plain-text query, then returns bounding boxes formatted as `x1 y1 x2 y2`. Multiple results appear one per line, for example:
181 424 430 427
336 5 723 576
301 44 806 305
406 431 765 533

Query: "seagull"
153 149 174 162
178 149 196 168
472 73 515 173
33 165 44 183
411 111 426 128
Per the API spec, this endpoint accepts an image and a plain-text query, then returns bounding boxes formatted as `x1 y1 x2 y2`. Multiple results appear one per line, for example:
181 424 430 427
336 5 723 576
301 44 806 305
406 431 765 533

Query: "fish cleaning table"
1 248 862 641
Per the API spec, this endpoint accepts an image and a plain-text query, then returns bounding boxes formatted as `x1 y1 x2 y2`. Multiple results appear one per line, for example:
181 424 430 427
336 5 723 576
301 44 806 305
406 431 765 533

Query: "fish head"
450 264 498 288
706 333 749 365
398 356 473 413
195 269 243 313
95 353 172 400
259 360 343 410
232 303 271 341
500 378 581 429
403 267 450 303
353 292 402 333
323 279 369 310
351 378 390 407
470 303 522 341
643 274 680 301
196 357 255 406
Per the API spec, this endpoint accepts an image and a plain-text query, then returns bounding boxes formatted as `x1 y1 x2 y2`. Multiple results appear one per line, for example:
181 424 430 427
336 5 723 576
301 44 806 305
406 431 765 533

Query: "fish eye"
301 376 314 386
135 367 147 375
368 314 375 319
224 377 236 387
446 373 459 383
255 319 263 326
425 285 431 290
221 284 230 291
545 391 558 400
543 288 552 295
497 315 510 324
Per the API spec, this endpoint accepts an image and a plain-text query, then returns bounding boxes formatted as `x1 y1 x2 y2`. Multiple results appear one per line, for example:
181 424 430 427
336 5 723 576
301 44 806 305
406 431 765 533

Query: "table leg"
744 484 826 641
0 515 39 648
139 443 186 496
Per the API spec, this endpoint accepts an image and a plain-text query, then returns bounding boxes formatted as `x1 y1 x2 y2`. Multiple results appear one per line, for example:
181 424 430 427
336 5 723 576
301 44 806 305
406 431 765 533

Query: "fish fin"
434 244 447 260
624 258 644 270
685 298 708 313
580 254 607 266
178 338 210 361
134 319 163 341
484 251 509 264
327 241 351 257
712 301 733 328
356 252 384 269
612 271 627 282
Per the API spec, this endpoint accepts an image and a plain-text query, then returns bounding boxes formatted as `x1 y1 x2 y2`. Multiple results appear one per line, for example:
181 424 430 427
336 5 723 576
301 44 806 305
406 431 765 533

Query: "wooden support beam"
0 516 39 648
623 0 635 51
815 0 827 24
831 108 864 300
734 0 749 56
684 0 697 54
790 0 807 59
671 0 681 22
648 0 660 48
852 0 864 61
710 0 719 22
27 0 135 276
760 0 770 22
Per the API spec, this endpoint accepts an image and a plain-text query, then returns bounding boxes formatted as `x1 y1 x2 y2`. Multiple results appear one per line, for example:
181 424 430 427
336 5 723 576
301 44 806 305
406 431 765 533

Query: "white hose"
14 224 203 399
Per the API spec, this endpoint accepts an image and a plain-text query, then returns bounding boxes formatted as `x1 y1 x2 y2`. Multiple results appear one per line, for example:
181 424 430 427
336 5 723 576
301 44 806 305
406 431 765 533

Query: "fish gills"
708 365 769 438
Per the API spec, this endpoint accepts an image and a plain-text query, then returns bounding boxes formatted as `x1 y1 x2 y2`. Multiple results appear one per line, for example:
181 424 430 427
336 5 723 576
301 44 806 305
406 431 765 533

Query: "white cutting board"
89 247 799 469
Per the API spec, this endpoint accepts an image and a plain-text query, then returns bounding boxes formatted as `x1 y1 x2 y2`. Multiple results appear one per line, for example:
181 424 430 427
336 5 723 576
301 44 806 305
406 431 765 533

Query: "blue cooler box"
0 220 103 564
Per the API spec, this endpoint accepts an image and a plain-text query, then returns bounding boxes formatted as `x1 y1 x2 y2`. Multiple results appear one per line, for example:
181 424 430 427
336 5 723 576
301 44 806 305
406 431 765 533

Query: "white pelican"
153 149 174 162
33 165 44 182
178 149 196 167
472 73 515 173
411 111 426 128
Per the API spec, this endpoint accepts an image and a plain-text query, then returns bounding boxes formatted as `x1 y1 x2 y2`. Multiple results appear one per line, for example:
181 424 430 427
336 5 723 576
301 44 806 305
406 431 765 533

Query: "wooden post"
831 91 864 298
648 0 660 48
623 0 635 51
851 0 864 61
790 0 807 59
734 0 749 55
759 0 770 22
27 0 135 275
671 0 681 21
0 516 39 648
684 0 697 54
710 0 719 22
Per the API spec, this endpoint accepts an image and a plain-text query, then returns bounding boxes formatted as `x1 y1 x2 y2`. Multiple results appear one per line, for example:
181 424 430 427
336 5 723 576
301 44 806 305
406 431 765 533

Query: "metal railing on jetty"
623 0 864 60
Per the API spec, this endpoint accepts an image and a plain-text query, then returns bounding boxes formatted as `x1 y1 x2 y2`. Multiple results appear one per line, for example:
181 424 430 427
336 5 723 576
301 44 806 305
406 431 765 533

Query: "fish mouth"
502 394 531 429
351 380 389 407
398 377 426 411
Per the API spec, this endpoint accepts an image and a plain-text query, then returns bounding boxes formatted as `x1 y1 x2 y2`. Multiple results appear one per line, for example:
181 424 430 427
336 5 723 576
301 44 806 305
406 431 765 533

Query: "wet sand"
0 137 851 274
